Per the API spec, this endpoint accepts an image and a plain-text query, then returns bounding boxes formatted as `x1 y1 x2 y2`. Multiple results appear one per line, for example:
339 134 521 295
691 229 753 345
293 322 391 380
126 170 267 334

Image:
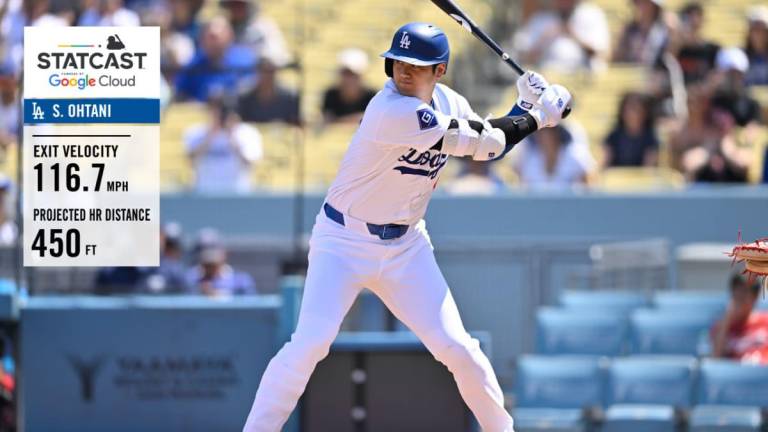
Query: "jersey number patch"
417 108 438 130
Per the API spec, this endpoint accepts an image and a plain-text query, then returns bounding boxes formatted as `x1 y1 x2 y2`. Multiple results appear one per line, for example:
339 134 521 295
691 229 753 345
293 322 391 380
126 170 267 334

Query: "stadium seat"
689 405 763 432
514 355 606 432
559 290 648 314
601 356 696 432
697 359 768 407
513 408 586 432
537 307 628 356
629 309 715 355
602 405 677 432
653 290 728 318
607 356 697 407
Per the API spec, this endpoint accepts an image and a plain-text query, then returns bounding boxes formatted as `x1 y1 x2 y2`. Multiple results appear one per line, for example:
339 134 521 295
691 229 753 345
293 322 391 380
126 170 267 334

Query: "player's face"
392 60 445 99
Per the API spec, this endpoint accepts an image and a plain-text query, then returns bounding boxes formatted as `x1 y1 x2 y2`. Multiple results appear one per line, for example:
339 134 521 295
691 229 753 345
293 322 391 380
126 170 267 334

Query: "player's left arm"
443 82 572 161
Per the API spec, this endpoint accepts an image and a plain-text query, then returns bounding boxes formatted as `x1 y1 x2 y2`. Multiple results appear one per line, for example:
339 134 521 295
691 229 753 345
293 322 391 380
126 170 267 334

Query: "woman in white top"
513 123 595 190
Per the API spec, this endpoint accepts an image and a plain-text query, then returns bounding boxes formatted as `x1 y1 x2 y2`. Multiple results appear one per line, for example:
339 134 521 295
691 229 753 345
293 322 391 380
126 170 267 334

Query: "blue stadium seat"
689 405 763 432
607 356 697 407
537 307 628 356
653 290 727 318
601 356 696 432
697 359 768 406
559 290 648 315
630 309 715 355
602 405 677 432
515 355 606 408
513 408 586 432
514 355 605 432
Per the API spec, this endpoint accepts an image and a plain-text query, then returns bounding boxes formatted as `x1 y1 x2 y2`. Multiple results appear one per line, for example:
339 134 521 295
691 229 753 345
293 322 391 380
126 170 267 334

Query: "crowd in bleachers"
0 0 765 195
94 221 257 296
488 0 768 192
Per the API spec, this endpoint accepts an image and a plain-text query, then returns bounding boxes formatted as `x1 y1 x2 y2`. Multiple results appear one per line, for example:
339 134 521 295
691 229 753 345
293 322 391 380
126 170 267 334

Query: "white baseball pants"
243 210 514 432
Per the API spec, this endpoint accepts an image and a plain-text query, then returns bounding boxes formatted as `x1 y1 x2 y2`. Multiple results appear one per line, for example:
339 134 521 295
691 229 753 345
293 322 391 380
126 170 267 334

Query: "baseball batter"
243 22 571 432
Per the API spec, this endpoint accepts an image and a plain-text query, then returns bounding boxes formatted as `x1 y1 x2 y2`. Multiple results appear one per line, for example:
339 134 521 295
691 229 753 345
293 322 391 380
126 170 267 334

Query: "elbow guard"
441 119 506 161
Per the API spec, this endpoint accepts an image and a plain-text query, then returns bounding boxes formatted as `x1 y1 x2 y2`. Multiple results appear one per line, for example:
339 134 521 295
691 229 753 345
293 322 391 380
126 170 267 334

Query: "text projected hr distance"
23 27 160 266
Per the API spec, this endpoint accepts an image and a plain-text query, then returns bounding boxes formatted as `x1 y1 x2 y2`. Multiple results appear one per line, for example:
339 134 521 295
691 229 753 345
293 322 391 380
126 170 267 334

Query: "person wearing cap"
709 47 762 128
184 229 256 297
321 48 378 124
680 47 757 183
236 54 301 125
745 5 768 86
243 22 571 432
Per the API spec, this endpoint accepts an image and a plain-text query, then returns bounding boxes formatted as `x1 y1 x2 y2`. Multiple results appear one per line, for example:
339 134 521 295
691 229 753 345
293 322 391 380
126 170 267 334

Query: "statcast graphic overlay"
23 27 160 266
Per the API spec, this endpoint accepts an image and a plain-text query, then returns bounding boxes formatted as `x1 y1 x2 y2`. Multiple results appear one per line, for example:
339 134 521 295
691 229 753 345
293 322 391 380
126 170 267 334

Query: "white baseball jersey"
326 79 482 225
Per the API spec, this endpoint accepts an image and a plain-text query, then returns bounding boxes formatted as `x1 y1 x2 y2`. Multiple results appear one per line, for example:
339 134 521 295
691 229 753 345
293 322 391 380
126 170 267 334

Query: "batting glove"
507 71 549 116
528 84 572 129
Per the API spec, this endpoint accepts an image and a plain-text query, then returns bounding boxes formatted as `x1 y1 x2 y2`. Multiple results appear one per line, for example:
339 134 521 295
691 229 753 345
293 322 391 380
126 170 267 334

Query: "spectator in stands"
185 93 263 194
603 92 659 168
682 75 752 183
321 48 377 124
668 84 719 172
78 0 139 26
1 0 67 75
708 47 762 128
0 68 17 160
744 6 768 86
143 222 190 294
186 229 256 297
169 0 204 41
671 2 720 84
0 176 16 247
219 0 292 67
513 0 610 72
711 272 768 365
175 16 256 102
444 159 507 195
512 123 595 190
614 0 672 66
236 54 301 125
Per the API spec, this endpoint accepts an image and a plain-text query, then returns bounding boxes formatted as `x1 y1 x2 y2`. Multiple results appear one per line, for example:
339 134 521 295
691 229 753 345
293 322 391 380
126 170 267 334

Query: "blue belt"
323 203 409 240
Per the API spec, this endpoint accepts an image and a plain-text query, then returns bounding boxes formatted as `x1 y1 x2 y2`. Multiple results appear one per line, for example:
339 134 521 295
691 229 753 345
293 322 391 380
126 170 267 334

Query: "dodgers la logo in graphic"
399 31 411 49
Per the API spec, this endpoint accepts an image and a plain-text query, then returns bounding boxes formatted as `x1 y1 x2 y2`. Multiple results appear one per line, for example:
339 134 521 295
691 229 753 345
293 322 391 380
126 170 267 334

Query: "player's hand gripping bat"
431 0 572 118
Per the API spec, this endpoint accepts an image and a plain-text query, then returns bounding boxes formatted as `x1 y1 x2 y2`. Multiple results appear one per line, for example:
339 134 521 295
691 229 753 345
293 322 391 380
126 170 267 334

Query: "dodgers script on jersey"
325 79 482 226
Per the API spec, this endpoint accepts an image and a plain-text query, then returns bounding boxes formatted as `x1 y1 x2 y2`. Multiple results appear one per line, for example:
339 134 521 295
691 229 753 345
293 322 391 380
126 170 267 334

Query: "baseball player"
243 22 571 432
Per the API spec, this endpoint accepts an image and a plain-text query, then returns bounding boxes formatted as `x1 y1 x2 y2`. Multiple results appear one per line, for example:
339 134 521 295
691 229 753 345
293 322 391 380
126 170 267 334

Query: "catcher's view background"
1 0 768 430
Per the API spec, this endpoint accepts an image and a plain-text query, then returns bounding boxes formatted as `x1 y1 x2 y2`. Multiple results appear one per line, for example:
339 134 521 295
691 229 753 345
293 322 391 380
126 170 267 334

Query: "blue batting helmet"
381 22 450 77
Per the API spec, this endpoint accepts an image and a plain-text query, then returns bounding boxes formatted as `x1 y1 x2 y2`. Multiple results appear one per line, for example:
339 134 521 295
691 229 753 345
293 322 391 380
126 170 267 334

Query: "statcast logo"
41 34 143 89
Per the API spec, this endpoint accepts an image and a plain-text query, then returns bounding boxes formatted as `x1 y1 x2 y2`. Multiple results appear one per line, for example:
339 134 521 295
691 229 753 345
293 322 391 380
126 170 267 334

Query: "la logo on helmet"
399 32 411 49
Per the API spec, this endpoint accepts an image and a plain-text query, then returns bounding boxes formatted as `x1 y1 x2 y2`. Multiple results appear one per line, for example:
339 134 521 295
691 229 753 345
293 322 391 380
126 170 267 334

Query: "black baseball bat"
430 0 572 118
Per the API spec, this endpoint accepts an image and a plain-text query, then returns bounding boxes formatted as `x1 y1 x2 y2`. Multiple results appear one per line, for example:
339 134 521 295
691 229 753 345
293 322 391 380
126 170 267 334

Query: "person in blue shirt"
175 16 256 102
